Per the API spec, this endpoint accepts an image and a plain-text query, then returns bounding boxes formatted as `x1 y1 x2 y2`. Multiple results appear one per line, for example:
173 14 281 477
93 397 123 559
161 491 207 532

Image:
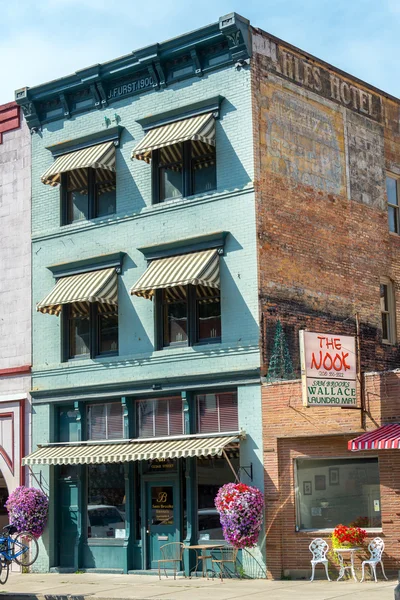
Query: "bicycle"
0 524 39 584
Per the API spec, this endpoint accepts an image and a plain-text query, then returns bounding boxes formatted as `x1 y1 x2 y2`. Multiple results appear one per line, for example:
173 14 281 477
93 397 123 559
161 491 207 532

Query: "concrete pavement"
0 573 396 600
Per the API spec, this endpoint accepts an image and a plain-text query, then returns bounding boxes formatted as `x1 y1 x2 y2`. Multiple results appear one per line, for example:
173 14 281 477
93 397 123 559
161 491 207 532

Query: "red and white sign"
299 331 357 407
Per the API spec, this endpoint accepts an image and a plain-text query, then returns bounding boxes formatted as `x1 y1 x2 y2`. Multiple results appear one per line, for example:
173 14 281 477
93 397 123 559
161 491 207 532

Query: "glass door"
146 481 178 569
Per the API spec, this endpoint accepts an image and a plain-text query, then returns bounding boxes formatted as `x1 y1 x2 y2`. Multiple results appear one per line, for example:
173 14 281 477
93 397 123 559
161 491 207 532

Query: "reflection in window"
87 464 125 539
380 280 396 344
296 458 381 530
98 311 119 354
386 175 399 234
197 456 239 540
69 315 90 357
163 297 188 346
197 295 221 342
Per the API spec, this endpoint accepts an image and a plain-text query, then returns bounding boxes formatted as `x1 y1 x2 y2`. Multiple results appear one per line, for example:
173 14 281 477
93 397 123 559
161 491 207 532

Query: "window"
136 397 183 438
197 391 238 434
295 458 381 530
380 279 396 344
87 464 125 539
157 286 221 348
87 403 124 440
61 168 116 225
386 174 399 234
197 455 239 540
64 304 118 360
153 142 216 203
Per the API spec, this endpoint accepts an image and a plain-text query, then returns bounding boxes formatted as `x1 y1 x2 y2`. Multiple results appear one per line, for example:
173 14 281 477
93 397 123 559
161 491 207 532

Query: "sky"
1 0 399 105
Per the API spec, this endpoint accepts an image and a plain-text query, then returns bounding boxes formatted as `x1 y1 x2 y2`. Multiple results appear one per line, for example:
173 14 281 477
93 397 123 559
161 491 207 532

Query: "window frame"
294 456 382 532
62 303 119 361
86 401 124 441
135 396 184 438
60 167 116 225
380 278 397 345
154 285 221 350
151 140 216 204
386 173 400 234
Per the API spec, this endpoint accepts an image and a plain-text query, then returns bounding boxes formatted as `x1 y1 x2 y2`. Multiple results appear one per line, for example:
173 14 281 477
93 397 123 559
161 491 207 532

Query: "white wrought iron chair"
360 537 388 582
309 538 331 581
158 542 185 580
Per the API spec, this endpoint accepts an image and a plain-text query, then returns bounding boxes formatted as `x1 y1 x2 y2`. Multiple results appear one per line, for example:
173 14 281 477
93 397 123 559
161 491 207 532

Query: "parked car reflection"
87 505 125 538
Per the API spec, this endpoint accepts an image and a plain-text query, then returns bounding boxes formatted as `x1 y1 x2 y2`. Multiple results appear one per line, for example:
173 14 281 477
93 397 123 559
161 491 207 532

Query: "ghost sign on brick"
299 331 357 407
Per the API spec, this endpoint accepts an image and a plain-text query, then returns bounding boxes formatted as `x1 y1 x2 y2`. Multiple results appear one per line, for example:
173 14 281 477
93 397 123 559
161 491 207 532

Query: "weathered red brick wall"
262 374 400 578
251 27 400 579
251 28 400 376
0 102 20 144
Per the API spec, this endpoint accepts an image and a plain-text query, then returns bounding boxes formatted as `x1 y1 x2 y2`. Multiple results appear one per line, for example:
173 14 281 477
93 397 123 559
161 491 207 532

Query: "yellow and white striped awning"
130 249 220 300
22 435 240 466
132 113 215 163
37 268 118 316
41 141 116 190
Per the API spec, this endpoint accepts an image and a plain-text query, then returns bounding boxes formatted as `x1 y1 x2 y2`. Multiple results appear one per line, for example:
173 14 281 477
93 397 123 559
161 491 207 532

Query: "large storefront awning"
130 249 220 300
348 424 400 451
131 112 215 163
22 434 241 466
37 268 118 316
41 141 116 190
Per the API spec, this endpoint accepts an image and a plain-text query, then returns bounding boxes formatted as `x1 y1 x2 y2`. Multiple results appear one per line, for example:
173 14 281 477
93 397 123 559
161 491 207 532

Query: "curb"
0 596 168 600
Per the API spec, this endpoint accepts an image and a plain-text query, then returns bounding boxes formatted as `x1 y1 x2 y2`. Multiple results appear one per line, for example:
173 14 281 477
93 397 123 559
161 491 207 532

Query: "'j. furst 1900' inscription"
107 76 154 100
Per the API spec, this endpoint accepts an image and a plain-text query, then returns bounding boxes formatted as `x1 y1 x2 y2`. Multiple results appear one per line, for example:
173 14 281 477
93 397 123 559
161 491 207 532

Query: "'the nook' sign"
299 331 357 407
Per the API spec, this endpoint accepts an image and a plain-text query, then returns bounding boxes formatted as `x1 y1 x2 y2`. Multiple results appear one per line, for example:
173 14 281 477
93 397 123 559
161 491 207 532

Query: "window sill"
296 528 383 534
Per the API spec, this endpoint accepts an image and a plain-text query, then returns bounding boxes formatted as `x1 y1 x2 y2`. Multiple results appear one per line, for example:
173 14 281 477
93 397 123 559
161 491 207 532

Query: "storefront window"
87 464 126 539
296 458 381 530
197 455 239 540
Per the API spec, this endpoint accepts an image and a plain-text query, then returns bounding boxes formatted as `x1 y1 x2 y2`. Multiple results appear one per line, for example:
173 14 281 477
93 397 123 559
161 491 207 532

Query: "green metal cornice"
15 12 251 132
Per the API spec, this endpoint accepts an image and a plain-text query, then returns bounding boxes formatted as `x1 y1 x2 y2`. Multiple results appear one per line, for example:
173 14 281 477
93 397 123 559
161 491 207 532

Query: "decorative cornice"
14 13 251 133
138 231 228 260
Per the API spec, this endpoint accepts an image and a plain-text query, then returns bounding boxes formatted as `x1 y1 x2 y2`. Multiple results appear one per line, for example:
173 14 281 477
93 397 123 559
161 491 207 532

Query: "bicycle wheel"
13 532 39 567
0 559 9 585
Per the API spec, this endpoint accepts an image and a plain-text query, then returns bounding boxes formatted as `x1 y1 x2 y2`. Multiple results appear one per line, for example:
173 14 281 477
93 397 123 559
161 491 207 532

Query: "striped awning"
22 434 240 466
41 141 116 190
37 268 118 316
132 113 215 163
348 424 400 451
130 249 220 300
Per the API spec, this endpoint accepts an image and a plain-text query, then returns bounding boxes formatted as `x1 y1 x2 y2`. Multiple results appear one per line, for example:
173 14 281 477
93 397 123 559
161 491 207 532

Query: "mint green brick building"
18 13 264 574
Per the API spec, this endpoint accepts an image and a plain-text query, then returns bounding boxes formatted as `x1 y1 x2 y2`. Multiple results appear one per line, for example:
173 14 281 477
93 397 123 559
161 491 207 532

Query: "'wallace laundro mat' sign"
299 331 357 407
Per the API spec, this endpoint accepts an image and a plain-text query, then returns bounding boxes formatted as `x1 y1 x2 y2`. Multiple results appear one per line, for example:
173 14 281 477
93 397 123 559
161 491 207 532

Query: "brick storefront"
252 27 400 578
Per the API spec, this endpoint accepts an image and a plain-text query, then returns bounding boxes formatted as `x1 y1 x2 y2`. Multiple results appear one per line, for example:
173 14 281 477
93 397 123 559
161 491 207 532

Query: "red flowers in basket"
332 524 367 548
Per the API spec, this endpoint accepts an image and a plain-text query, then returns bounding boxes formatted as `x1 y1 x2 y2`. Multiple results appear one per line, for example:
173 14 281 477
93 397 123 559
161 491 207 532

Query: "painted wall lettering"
254 34 382 122
265 89 345 195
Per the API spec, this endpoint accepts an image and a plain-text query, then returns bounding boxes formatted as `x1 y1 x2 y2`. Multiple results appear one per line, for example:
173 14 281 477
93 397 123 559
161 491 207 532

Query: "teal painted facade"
19 13 265 574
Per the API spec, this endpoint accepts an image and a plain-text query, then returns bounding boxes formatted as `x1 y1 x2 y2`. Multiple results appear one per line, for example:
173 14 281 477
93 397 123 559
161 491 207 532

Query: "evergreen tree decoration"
267 320 294 381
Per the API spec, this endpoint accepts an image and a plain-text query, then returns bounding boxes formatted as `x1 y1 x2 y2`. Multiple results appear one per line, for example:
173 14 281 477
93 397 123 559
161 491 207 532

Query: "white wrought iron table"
334 547 362 581
186 543 225 578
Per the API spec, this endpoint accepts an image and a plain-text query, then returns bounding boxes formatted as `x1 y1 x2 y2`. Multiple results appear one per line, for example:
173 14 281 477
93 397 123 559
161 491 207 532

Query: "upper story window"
130 248 221 349
87 402 124 440
197 391 238 434
41 141 117 225
380 278 396 344
37 267 119 360
131 112 216 203
136 397 184 438
386 174 399 234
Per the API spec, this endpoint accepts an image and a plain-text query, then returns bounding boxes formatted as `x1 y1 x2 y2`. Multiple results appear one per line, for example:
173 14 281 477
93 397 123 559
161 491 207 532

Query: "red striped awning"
348 424 400 451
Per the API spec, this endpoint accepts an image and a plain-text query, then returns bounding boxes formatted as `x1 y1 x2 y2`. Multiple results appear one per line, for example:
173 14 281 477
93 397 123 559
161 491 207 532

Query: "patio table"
334 547 362 582
186 543 225 578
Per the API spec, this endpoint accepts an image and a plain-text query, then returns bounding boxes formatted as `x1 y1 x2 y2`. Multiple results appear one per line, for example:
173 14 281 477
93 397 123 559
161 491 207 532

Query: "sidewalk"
0 573 396 600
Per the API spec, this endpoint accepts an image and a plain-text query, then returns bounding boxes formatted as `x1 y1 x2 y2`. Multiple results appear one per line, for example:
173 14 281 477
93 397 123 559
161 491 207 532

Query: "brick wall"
262 374 400 578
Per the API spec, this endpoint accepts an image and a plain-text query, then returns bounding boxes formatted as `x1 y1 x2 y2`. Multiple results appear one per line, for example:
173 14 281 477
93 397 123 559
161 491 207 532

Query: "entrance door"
146 481 178 569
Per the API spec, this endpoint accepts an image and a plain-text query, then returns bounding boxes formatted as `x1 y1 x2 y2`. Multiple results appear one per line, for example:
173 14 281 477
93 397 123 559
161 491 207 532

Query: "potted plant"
214 482 264 549
331 524 367 550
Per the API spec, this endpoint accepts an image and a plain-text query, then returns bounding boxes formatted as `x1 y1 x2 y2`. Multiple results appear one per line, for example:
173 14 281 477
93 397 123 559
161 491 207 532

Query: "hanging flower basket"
5 486 49 538
215 483 264 549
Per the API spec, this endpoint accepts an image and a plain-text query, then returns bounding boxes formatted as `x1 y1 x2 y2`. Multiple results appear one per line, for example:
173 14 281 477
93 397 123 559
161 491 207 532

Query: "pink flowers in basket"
215 482 264 549
5 486 49 537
